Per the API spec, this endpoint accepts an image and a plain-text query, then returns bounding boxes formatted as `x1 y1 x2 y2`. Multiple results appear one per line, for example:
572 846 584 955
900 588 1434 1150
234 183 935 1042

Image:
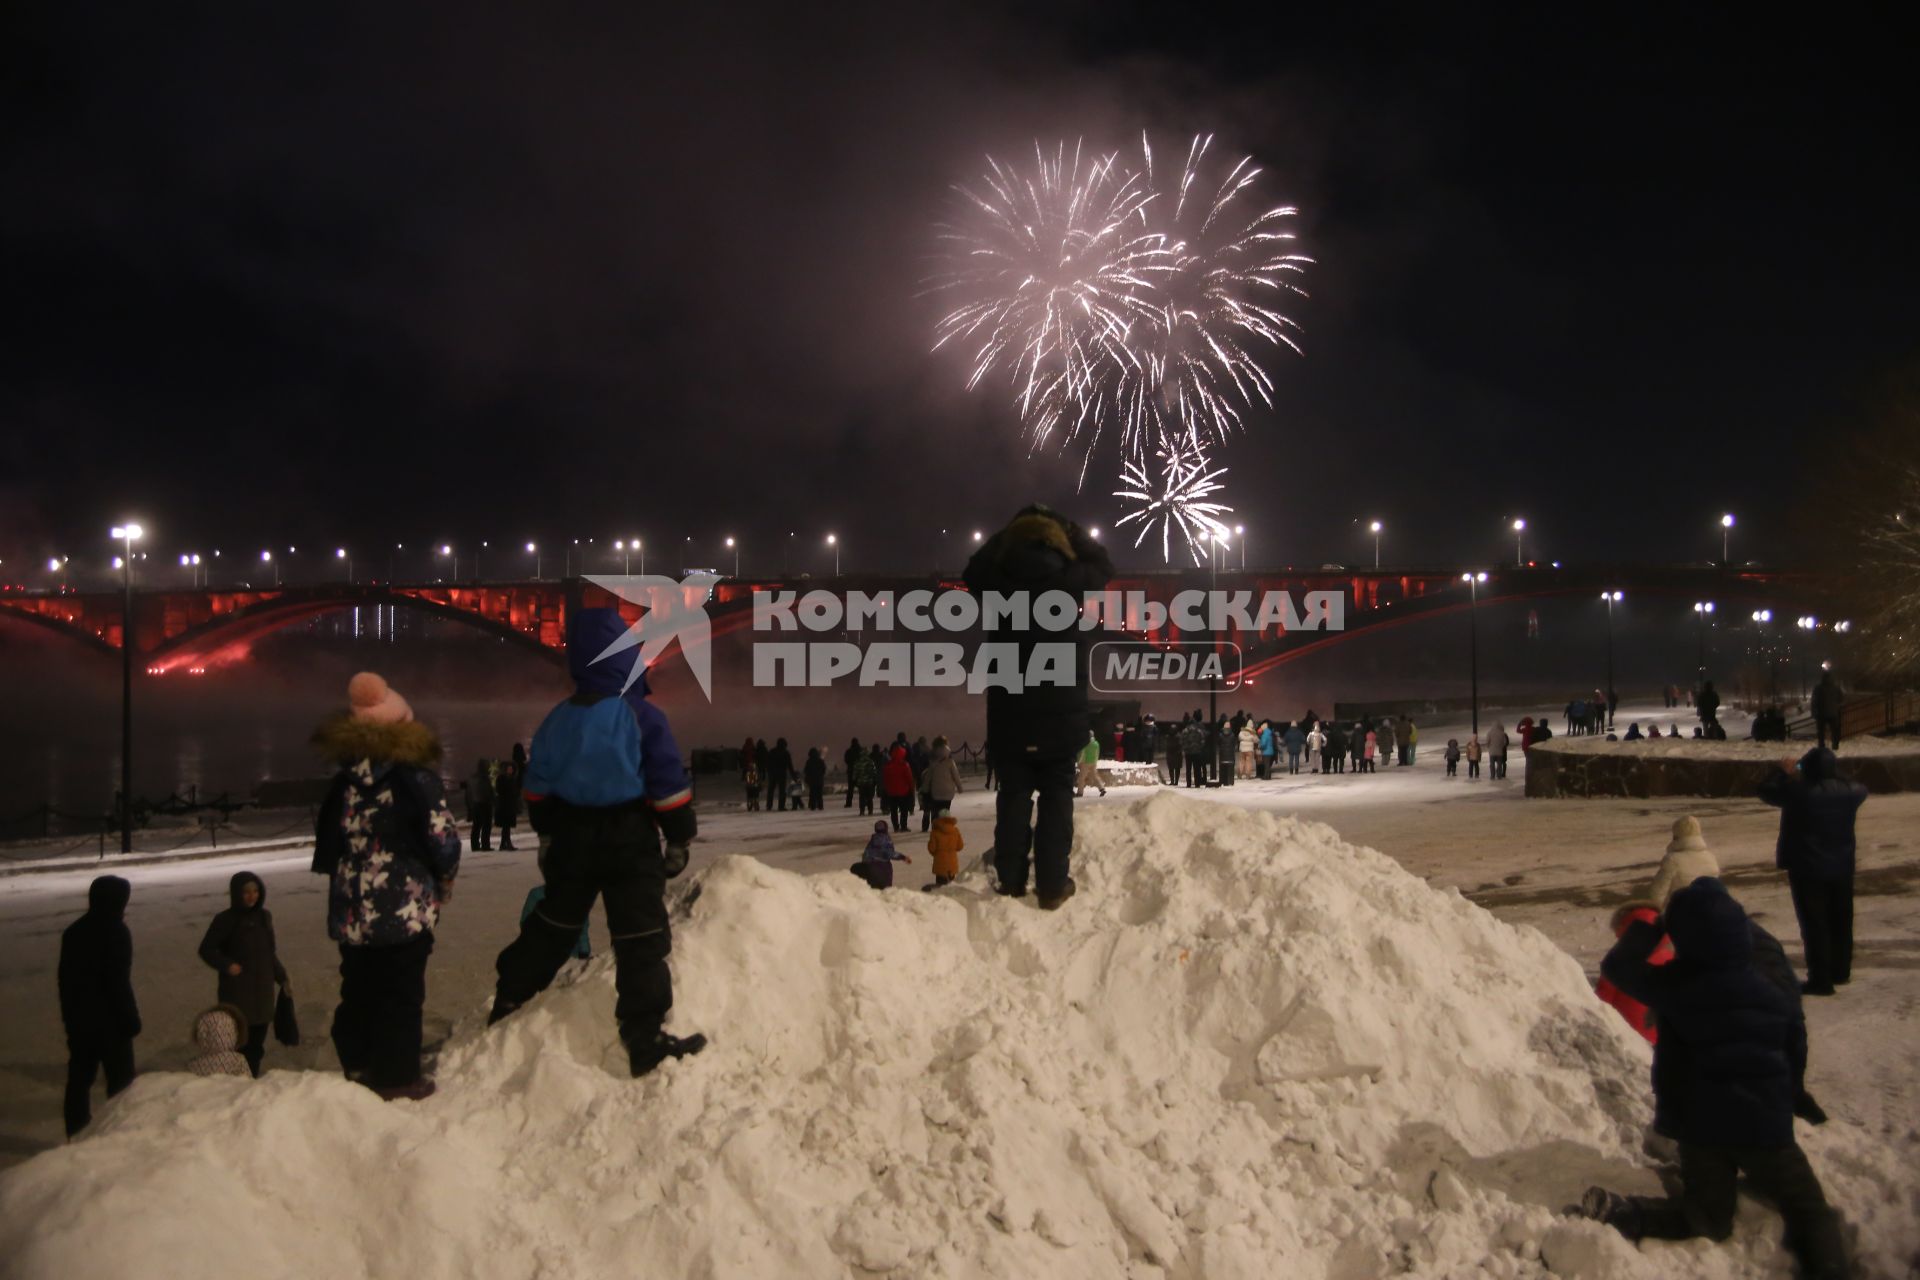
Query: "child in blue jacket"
850 820 910 889
488 608 705 1077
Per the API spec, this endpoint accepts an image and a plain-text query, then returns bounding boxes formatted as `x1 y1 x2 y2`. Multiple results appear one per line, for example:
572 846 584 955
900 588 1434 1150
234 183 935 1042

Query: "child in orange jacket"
926 814 963 888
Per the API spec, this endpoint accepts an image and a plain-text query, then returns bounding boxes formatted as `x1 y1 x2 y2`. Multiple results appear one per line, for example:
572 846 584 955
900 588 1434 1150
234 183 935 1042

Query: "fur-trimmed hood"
312 713 442 767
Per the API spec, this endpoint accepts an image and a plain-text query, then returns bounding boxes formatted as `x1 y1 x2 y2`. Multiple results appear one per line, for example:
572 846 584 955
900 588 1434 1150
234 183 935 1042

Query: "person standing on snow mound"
1759 746 1867 997
962 505 1112 911
59 874 141 1137
1576 878 1846 1279
312 672 461 1102
196 870 290 1077
489 607 705 1078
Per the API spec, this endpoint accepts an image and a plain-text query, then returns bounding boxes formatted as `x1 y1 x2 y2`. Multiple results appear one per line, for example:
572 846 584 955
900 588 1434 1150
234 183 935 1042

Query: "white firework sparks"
1122 132 1313 454
928 140 1167 461
1113 432 1234 565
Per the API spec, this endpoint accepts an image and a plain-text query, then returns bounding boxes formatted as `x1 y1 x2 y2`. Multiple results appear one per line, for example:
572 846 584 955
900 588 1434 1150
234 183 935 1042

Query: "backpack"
526 696 646 807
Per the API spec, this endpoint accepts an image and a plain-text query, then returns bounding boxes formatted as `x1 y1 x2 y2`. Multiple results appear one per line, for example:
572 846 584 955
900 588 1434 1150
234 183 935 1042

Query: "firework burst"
1113 431 1234 565
932 133 1308 561
928 141 1166 463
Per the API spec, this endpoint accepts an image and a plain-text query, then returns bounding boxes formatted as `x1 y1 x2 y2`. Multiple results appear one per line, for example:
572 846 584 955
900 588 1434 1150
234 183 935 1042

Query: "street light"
1234 524 1246 570
1692 601 1715 683
1752 609 1776 703
336 547 352 583
725 536 738 578
1462 571 1488 734
1089 526 1101 540
1512 518 1526 567
109 522 143 853
1797 615 1818 701
1370 520 1383 569
178 552 204 587
826 532 839 576
437 543 458 581
1601 591 1623 723
260 548 279 586
1721 513 1735 565
526 541 541 578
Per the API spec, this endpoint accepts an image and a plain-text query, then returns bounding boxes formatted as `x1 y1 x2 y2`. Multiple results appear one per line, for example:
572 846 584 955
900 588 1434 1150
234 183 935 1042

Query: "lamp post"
785 531 794 575
478 541 488 581
725 536 738 578
826 533 839 576
1796 616 1817 703
1721 513 1735 566
1698 601 1716 681
614 539 631 573
1462 572 1487 734
526 542 541 579
437 544 458 581
1370 520 1382 569
336 548 352 583
1601 591 1623 720
1234 524 1245 570
1751 609 1776 703
48 556 69 591
110 522 143 853
261 549 279 586
1512 518 1526 567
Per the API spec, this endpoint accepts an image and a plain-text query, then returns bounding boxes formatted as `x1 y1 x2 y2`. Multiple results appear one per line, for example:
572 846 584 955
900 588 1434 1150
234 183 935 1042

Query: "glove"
1794 1091 1828 1125
663 844 690 879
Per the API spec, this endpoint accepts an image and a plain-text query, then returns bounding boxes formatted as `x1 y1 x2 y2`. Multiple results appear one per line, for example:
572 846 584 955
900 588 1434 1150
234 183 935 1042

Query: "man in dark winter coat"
463 760 495 851
1179 717 1207 786
1759 746 1867 996
1579 878 1845 1278
197 871 290 1077
1810 671 1843 750
494 744 525 850
1696 680 1722 732
765 738 796 811
842 739 863 807
490 608 705 1077
962 505 1112 910
59 875 141 1136
313 672 462 1101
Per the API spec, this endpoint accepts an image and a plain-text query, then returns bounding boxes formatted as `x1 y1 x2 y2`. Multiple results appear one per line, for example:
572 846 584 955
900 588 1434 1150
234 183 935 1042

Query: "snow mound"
0 793 1854 1278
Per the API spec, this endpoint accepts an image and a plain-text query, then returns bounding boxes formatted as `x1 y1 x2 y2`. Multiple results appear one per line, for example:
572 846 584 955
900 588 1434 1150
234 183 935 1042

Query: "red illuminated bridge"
0 565 1822 678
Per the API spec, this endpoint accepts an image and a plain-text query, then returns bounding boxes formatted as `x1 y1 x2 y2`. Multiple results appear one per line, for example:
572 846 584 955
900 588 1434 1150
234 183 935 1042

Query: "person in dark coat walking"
494 743 526 850
1577 878 1845 1278
1810 670 1844 750
1696 679 1722 733
59 875 141 1137
1164 716 1185 787
463 759 495 851
489 608 705 1078
312 672 462 1101
1759 746 1867 995
803 747 827 810
961 505 1112 910
842 738 863 807
765 738 796 811
196 871 290 1077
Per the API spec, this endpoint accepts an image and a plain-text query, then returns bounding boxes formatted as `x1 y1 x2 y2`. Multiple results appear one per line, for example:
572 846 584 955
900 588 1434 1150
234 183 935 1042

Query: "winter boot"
374 1077 437 1102
627 1030 708 1078
1571 1186 1638 1239
1037 878 1077 911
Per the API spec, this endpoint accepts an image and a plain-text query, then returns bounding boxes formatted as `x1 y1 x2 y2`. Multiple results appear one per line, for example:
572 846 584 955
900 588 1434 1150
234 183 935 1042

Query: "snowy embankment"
1 793 1910 1278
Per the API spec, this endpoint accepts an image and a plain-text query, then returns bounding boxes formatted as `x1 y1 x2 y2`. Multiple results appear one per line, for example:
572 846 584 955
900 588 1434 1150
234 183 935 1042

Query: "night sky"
5 4 1916 576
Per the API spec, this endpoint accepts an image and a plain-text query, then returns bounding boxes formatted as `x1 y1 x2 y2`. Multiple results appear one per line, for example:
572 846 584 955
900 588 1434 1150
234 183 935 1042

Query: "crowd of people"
46 505 1874 1274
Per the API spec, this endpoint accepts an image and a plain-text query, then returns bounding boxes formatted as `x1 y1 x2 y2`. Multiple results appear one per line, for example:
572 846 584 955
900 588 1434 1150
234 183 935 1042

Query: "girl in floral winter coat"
311 672 461 1102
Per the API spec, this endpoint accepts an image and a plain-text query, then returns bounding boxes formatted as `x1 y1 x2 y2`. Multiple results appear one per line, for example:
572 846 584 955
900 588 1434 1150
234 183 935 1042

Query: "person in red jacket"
881 746 916 833
1594 900 1673 1043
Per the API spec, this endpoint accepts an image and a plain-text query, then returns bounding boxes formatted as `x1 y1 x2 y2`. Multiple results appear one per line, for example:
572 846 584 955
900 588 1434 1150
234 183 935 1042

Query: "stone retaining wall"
1525 742 1920 798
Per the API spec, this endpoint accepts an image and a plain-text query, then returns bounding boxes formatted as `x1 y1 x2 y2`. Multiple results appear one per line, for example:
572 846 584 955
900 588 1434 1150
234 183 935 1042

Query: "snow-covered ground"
2 704 1916 1277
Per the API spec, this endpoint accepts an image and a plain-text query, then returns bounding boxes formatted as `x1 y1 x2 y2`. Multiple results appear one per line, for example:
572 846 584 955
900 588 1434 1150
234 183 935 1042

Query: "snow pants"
468 808 492 851
1788 870 1853 992
333 933 433 1089
64 1034 135 1136
1816 716 1842 749
1613 1141 1844 1279
492 806 672 1044
993 753 1075 897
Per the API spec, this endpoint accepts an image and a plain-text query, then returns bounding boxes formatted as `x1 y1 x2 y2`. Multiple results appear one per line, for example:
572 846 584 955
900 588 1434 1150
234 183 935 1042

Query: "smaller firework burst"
1113 432 1234 565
